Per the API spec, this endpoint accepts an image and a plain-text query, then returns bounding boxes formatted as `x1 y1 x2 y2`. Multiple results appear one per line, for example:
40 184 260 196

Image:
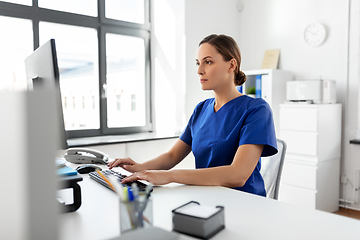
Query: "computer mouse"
76 164 102 174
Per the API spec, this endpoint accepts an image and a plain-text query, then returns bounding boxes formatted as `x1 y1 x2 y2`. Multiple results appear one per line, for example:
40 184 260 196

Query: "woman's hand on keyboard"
121 170 171 185
107 157 143 173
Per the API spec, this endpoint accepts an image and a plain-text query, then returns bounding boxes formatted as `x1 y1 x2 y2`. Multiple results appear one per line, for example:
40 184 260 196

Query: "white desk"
59 165 360 240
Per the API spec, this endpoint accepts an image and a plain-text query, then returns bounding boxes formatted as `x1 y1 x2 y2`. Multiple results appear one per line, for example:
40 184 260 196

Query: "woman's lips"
200 79 208 83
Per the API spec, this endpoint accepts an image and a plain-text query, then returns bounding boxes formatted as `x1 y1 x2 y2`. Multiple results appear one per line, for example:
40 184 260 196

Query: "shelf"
243 69 273 75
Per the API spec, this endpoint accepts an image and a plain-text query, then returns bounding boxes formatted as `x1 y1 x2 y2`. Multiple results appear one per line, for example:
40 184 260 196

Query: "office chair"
260 139 287 200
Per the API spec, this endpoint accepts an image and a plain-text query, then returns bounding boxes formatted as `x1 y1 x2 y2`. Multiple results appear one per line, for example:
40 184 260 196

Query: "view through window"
39 22 100 131
106 33 146 128
0 0 151 138
0 16 32 92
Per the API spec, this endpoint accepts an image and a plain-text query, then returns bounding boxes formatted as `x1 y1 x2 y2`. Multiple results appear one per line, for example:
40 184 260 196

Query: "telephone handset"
64 148 109 164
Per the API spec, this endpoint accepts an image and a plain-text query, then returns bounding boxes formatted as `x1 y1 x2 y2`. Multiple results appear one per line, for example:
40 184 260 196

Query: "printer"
286 80 336 104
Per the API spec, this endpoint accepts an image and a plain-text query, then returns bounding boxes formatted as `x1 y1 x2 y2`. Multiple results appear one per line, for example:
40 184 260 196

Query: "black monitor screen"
25 39 68 149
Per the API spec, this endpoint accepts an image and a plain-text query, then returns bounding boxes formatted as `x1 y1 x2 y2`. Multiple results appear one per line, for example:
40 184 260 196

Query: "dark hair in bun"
199 34 246 86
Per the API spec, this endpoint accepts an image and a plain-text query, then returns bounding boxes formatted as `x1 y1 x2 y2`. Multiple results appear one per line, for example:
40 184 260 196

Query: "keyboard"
89 169 149 192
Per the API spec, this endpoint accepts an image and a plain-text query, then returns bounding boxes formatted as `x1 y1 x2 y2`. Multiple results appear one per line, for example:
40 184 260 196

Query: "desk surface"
59 165 360 240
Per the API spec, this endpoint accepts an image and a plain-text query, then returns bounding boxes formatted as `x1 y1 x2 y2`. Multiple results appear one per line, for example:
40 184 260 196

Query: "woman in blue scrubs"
108 34 277 196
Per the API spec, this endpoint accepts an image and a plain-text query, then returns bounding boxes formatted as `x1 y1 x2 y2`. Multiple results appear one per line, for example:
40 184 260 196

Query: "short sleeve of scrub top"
180 95 277 196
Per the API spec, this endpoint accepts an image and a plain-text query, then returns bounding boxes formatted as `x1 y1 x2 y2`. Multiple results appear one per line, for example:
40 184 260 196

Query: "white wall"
238 0 360 210
185 0 360 210
184 0 242 119
151 0 186 134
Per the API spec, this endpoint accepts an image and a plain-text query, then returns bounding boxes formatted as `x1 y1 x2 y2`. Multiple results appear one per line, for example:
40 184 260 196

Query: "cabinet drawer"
281 161 317 189
280 107 318 131
279 184 316 209
279 131 318 156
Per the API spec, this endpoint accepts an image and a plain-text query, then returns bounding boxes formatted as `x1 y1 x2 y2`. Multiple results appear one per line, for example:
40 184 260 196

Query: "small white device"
286 80 336 104
64 148 109 164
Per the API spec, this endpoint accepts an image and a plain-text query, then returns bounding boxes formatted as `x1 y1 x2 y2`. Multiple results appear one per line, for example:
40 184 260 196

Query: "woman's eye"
205 61 211 64
196 62 200 66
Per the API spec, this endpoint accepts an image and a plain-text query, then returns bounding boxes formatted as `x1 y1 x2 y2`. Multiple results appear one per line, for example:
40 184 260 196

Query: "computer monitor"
25 39 68 150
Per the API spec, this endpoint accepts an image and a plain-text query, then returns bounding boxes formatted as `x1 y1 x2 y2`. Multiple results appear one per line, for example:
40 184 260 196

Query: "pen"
144 183 153 200
128 187 134 201
122 186 129 202
121 187 135 228
107 175 124 200
125 186 137 228
96 170 115 191
131 183 139 200
131 183 143 227
137 183 153 222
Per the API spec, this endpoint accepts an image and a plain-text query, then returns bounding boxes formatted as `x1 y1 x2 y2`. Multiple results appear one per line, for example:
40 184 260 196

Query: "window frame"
0 0 152 139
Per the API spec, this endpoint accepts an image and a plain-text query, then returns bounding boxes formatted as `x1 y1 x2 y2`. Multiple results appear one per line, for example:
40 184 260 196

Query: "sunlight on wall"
152 0 186 134
154 58 176 134
154 0 176 71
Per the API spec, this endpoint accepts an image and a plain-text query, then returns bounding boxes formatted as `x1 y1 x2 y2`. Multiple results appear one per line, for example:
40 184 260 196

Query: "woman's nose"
197 65 204 75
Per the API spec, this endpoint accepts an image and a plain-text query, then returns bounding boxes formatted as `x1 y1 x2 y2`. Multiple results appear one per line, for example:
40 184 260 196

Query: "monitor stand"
58 174 83 212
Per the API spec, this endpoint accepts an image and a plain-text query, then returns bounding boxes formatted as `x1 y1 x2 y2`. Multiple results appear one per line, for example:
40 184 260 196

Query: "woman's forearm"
168 165 248 188
167 144 263 188
141 151 179 170
121 144 262 188
122 165 248 187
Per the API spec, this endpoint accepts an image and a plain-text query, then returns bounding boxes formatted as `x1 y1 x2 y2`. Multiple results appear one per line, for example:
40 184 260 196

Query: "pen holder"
119 197 153 234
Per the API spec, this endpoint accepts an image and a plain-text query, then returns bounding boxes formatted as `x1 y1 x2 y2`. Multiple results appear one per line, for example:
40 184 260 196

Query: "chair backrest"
260 139 287 200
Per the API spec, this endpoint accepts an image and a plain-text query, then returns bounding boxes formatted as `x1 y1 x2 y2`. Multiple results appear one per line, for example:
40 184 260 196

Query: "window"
0 16 32 92
106 33 146 128
82 96 85 109
131 94 136 111
39 22 100 131
1 0 30 5
92 95 96 110
72 96 76 109
116 94 121 111
105 0 144 24
38 0 97 17
0 0 151 138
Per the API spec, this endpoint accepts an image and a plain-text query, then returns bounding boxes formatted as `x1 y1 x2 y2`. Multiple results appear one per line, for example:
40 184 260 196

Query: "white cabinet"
243 69 292 134
278 103 342 212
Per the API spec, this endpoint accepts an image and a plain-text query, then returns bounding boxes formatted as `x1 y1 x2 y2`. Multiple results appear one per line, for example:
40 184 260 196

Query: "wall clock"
304 23 327 47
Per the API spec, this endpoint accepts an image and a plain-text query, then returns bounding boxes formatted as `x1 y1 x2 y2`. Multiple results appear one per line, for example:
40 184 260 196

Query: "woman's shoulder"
237 95 270 109
194 98 214 110
188 98 214 119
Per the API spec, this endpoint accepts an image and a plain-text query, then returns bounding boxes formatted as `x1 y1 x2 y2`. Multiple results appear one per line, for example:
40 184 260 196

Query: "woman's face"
196 43 234 91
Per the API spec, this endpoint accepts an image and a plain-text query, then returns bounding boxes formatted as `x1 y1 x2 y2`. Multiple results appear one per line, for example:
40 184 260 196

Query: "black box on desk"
172 201 225 239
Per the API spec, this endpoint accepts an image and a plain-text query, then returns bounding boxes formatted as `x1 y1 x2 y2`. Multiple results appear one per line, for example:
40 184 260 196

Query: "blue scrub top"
180 95 277 196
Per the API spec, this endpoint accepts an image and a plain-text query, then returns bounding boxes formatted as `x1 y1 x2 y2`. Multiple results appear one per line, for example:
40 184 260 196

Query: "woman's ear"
229 59 237 73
